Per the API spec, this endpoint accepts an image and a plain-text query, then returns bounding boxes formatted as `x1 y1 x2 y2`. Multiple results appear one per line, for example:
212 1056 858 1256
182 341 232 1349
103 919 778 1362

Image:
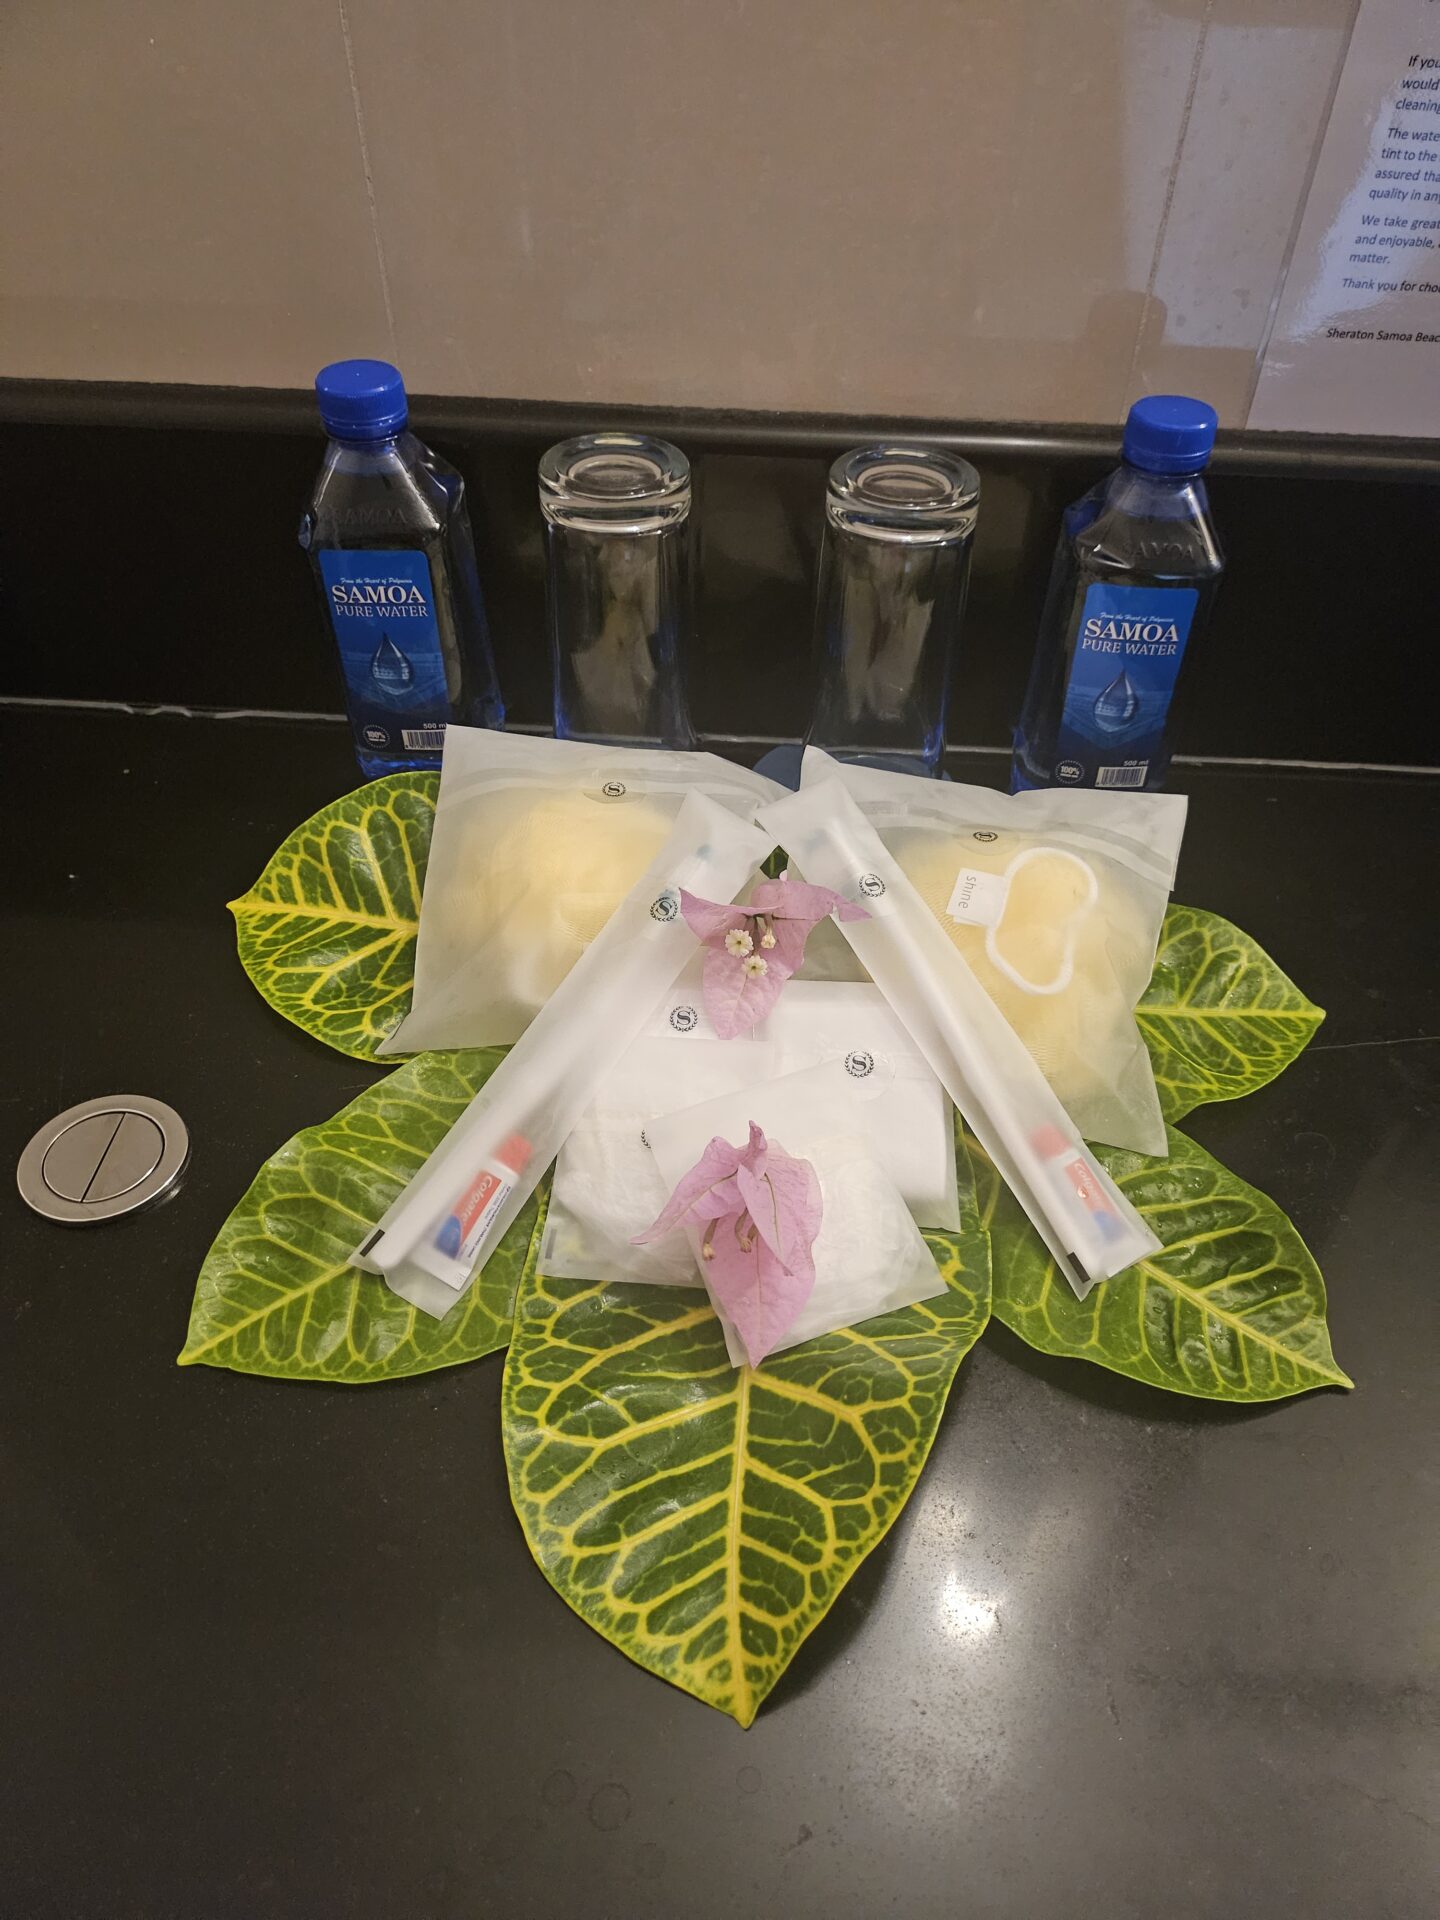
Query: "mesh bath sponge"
798 748 1187 1155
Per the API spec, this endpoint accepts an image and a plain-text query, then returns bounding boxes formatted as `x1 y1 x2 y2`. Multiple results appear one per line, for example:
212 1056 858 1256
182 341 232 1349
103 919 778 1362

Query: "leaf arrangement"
1137 904 1327 1123
228 771 436 1060
191 774 1344 1722
505 1215 989 1727
978 1127 1349 1400
180 1049 528 1382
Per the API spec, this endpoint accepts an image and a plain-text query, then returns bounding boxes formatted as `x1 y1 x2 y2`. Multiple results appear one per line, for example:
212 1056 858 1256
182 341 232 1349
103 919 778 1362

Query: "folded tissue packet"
646 1064 949 1369
540 975 960 1288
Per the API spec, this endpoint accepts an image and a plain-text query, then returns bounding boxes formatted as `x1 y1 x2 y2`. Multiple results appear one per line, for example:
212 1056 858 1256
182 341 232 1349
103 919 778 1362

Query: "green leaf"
230 772 437 1061
986 1123 1351 1402
501 1198 990 1726
180 1049 533 1382
1137 904 1324 1122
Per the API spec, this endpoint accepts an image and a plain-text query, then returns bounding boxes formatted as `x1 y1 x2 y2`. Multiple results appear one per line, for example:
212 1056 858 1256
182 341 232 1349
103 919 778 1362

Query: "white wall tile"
1128 0 1359 425
348 0 1210 421
0 2 392 385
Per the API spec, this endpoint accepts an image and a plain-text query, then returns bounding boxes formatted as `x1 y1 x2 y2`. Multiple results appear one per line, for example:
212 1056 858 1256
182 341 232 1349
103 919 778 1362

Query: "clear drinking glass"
806 443 980 776
539 432 696 746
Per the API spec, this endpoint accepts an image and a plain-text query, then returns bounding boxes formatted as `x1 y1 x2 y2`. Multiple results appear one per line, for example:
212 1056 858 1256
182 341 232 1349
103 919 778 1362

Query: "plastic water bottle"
300 359 504 778
1011 395 1223 792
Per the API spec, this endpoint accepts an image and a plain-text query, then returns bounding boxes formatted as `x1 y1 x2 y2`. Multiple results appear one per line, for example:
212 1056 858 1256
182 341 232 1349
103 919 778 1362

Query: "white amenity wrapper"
755 981 959 1228
758 781 1160 1300
381 728 783 1053
647 1064 947 1366
540 976 960 1287
540 1027 783 1287
356 792 775 1318
800 748 1187 1155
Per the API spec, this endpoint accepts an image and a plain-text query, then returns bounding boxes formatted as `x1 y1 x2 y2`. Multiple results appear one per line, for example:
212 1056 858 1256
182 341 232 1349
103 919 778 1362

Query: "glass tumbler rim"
540 431 691 534
826 442 980 545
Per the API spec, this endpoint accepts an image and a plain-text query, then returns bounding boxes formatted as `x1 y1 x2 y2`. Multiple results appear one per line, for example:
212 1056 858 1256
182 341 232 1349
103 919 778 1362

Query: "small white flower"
760 930 777 950
725 927 754 957
741 954 768 978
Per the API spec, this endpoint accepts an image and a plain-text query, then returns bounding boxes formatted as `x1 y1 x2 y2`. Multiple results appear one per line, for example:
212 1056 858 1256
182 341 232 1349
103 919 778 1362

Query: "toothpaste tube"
1030 1123 1128 1246
358 790 776 1320
756 780 1159 1297
418 1133 532 1288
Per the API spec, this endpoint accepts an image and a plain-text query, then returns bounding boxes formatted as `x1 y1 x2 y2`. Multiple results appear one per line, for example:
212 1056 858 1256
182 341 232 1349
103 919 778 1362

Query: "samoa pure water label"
1054 583 1198 788
318 549 451 756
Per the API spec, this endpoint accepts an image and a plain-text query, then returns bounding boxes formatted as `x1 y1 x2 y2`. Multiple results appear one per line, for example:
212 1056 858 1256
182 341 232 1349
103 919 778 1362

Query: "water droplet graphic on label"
1093 670 1139 732
371 628 414 691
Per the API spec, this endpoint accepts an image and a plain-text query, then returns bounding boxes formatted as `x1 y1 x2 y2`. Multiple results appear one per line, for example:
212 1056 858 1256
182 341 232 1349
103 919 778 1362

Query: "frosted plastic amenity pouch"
357 793 774 1318
753 981 959 1226
541 978 960 1287
647 1067 948 1368
800 747 1186 1155
540 1019 782 1288
758 781 1160 1300
382 728 783 1053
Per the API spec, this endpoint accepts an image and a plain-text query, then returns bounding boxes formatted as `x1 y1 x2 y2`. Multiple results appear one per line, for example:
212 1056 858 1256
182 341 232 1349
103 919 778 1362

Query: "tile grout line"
337 0 398 359
1244 0 1365 423
1308 1035 1438 1055
1122 0 1217 407
1 696 1436 776
1166 751 1438 774
0 695 350 724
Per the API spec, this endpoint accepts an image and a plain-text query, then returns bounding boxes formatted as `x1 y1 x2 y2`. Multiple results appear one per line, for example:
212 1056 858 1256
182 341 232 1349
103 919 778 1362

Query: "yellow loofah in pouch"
891 826 1163 1152
380 727 787 1055
426 787 673 1029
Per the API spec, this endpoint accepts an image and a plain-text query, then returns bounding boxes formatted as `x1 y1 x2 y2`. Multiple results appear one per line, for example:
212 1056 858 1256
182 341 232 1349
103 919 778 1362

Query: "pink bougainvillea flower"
678 876 868 1040
633 1121 823 1368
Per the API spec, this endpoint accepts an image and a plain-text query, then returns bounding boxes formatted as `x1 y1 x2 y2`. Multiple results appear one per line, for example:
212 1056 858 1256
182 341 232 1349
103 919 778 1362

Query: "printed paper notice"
1250 0 1440 436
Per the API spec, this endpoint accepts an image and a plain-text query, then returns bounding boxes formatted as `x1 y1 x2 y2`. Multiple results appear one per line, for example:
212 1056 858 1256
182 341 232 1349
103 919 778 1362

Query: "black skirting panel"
2 378 1436 765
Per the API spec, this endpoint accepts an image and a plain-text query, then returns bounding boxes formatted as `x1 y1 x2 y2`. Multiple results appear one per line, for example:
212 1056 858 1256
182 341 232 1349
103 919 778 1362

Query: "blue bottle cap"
314 358 408 441
1121 394 1218 475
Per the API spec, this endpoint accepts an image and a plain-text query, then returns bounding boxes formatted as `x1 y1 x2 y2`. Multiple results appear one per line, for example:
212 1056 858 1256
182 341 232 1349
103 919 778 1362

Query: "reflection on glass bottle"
370 626 414 693
806 444 979 777
1093 669 1139 732
539 433 696 747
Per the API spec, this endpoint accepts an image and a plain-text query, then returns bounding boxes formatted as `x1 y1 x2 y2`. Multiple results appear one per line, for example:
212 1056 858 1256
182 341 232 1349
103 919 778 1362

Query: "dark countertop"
3 709 1436 1920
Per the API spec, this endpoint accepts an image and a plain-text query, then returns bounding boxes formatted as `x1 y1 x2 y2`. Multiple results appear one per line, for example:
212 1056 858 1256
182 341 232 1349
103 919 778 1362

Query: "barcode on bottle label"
401 726 447 752
1097 764 1147 789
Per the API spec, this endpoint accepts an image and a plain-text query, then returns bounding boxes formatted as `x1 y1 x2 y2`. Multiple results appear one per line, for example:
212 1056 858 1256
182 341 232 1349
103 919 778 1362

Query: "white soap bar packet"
541 976 960 1289
647 1068 949 1367
382 727 783 1054
753 980 959 1229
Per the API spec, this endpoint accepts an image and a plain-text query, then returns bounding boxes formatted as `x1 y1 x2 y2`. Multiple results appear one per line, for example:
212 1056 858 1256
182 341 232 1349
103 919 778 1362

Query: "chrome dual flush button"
16 1095 190 1224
